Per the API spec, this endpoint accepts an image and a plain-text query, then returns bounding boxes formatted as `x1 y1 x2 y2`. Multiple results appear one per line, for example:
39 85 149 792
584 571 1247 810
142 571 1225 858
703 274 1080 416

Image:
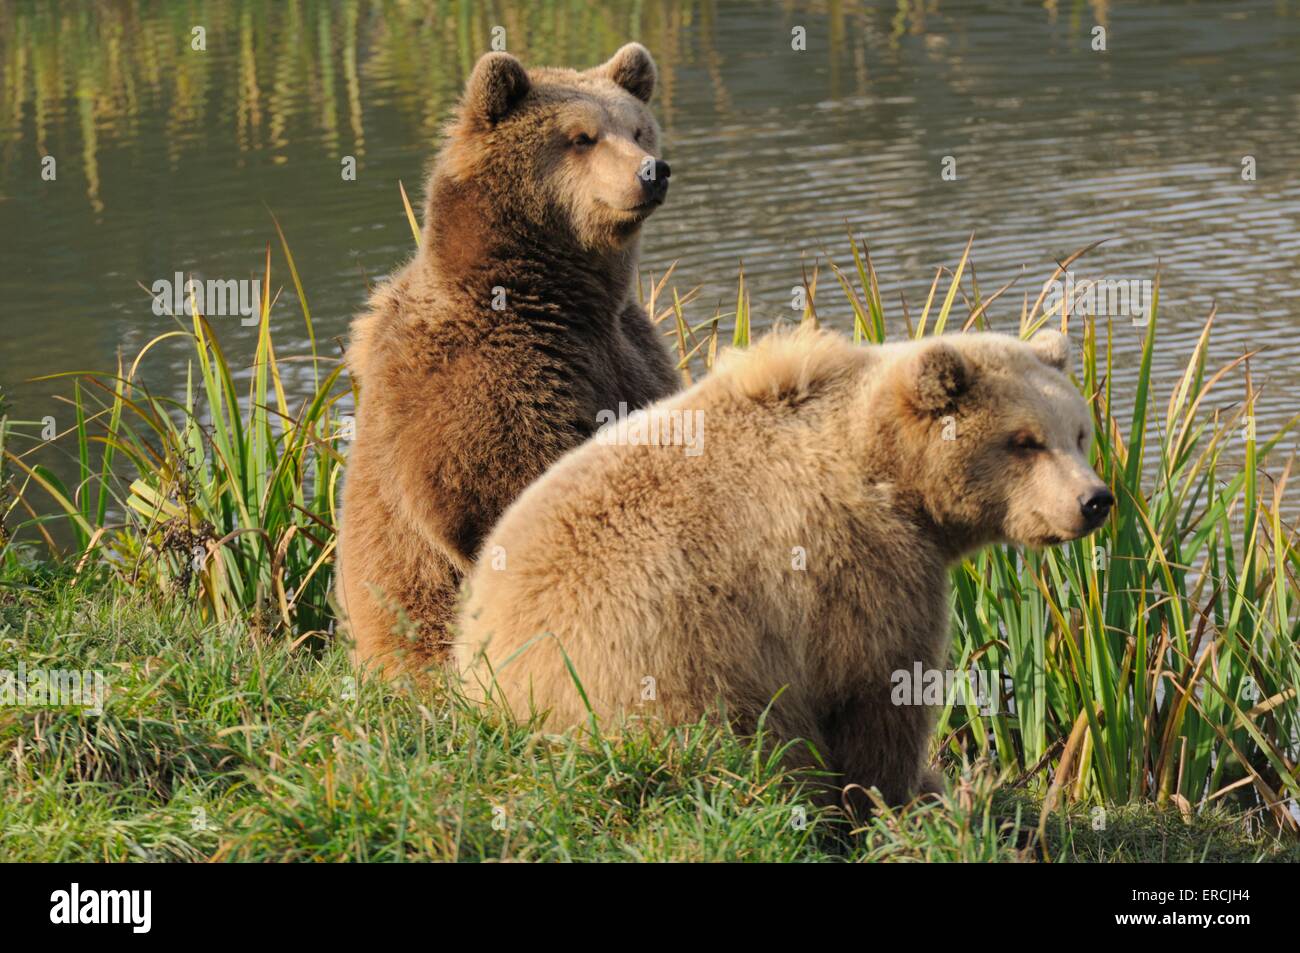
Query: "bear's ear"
463 52 531 127
910 341 971 416
1029 329 1070 372
598 43 657 103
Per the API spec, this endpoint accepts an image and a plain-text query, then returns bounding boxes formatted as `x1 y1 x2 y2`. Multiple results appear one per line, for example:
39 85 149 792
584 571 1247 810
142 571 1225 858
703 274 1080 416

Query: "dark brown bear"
337 44 679 676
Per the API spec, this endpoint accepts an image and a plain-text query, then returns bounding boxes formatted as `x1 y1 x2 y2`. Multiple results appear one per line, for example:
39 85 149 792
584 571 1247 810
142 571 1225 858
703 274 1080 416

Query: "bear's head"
431 43 669 256
878 329 1113 552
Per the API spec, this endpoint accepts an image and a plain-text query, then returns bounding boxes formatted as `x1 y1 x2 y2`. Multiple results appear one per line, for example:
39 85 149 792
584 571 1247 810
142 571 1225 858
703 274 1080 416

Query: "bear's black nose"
641 160 671 204
1080 487 1114 527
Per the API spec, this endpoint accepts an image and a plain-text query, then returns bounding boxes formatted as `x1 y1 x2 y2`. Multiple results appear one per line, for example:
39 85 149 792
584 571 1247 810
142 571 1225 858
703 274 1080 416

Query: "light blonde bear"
455 327 1112 809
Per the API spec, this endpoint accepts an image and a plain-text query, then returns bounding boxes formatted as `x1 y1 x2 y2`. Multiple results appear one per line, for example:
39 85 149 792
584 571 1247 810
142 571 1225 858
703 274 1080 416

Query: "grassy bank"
2 230 1298 860
1 580 1295 862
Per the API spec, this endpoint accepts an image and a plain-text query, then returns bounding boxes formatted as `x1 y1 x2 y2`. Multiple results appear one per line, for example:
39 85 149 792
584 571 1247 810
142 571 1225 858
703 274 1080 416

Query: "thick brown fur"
455 327 1110 809
337 44 679 676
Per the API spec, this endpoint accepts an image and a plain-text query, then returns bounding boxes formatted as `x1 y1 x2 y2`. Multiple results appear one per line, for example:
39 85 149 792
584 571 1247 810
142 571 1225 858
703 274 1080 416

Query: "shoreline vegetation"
1 226 1297 861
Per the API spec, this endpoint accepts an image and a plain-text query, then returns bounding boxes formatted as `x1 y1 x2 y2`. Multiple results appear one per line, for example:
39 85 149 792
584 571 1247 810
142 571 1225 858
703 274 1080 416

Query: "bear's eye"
1077 428 1088 449
570 132 597 149
634 128 644 143
1009 431 1047 454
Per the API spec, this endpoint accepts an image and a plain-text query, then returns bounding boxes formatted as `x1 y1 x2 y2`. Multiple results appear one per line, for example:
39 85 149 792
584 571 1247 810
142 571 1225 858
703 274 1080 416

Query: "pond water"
2 0 1299 518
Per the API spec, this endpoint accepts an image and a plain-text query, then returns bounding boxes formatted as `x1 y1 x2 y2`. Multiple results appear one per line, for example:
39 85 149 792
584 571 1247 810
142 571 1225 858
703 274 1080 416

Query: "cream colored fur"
455 327 1108 807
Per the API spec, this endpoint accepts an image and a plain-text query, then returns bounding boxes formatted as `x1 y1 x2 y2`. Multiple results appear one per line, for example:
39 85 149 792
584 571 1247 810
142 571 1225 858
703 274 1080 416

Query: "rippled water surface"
2 0 1299 475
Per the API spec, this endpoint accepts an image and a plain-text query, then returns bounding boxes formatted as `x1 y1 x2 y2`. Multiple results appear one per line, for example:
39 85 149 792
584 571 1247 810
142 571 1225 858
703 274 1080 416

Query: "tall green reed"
3 229 349 637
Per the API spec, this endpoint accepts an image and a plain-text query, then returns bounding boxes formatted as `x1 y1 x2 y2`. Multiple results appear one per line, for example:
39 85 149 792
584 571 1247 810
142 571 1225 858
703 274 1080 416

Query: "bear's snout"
1079 486 1114 530
640 159 671 204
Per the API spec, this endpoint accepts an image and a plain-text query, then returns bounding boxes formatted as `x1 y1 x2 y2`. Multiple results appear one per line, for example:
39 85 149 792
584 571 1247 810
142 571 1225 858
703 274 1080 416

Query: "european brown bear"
337 44 679 675
456 327 1113 808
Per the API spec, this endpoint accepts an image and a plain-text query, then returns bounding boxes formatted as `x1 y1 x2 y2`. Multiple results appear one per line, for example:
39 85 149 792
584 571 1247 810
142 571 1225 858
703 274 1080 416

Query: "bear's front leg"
820 689 937 816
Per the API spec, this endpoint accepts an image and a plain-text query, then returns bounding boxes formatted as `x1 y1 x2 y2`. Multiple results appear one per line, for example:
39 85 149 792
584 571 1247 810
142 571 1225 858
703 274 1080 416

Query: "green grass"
3 227 1299 860
2 580 1295 862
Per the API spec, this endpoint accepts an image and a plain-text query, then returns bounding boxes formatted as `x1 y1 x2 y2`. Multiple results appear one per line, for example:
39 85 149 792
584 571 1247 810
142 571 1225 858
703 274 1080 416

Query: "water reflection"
2 0 1299 496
